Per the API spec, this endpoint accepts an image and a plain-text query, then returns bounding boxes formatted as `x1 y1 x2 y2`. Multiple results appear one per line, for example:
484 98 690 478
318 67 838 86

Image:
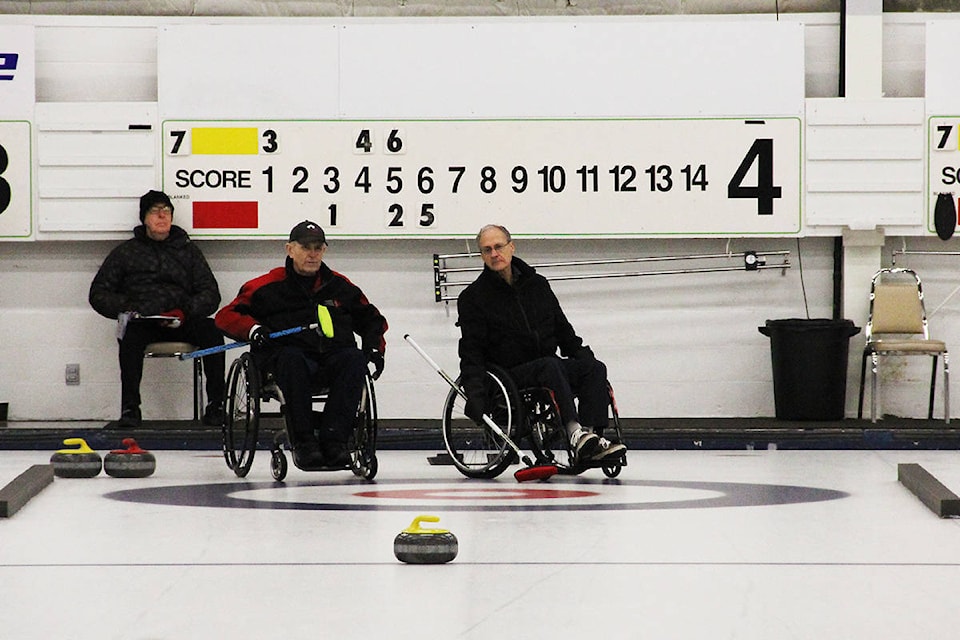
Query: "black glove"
366 349 385 380
462 376 489 425
250 325 273 348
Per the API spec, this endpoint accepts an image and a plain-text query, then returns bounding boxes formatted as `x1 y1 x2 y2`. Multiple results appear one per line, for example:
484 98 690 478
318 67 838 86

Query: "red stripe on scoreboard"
192 201 259 229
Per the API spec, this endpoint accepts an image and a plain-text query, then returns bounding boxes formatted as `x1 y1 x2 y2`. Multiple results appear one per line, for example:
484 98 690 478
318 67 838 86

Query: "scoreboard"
161 117 802 238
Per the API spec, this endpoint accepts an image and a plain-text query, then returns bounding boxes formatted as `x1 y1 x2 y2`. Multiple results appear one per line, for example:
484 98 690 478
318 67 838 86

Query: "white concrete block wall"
2 9 959 422
0 236 835 420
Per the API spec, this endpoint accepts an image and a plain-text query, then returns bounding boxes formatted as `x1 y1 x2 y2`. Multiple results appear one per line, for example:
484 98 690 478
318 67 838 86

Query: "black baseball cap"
288 220 327 244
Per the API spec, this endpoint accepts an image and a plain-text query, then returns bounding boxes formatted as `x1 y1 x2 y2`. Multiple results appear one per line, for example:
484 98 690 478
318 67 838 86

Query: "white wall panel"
805 97 924 229
34 102 158 234
339 20 804 118
157 24 340 119
34 26 157 102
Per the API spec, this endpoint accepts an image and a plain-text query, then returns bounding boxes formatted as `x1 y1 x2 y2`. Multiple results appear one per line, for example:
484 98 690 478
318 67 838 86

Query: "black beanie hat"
139 190 174 222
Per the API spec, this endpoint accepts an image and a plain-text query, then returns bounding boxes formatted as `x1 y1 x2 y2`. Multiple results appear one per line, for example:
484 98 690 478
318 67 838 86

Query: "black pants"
258 345 366 448
508 356 609 431
118 318 225 411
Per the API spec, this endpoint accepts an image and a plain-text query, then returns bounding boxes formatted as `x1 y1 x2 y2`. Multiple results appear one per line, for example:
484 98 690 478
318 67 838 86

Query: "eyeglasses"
148 205 172 215
480 242 511 256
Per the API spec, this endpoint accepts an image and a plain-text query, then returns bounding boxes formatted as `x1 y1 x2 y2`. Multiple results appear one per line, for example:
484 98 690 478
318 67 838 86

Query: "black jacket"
89 225 221 320
457 256 584 385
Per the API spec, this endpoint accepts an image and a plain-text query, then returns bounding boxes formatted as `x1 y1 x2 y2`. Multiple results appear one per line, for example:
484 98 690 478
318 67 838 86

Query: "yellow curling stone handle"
403 514 450 535
57 438 97 455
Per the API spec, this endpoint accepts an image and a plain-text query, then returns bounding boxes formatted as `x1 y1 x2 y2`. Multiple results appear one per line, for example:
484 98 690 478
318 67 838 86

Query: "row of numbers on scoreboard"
172 163 713 195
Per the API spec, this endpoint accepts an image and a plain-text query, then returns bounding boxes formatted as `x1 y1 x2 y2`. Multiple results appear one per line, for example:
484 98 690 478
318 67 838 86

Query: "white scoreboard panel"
0 120 32 238
161 117 802 238
928 116 960 237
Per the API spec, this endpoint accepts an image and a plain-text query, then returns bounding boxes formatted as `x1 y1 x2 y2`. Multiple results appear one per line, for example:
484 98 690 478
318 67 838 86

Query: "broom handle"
180 323 319 360
403 334 532 465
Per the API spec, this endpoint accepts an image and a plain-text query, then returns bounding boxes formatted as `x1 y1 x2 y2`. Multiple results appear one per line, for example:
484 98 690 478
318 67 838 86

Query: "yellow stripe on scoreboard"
191 127 259 155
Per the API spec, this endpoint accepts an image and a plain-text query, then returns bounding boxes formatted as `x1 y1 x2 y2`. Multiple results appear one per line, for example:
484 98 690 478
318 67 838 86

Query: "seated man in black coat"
89 190 225 429
457 224 626 464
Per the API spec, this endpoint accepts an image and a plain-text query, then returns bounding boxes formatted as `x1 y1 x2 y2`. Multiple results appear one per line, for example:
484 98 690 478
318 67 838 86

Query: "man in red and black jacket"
216 220 388 468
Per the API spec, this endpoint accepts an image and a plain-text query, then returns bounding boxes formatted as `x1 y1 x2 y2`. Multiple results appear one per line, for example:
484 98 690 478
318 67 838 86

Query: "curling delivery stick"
179 323 320 360
404 334 558 482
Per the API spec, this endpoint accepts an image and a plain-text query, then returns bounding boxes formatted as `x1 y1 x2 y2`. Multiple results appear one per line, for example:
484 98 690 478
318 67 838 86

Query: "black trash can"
758 318 861 421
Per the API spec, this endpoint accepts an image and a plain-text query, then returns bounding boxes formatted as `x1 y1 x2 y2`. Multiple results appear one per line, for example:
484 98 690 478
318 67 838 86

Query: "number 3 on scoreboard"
727 138 782 215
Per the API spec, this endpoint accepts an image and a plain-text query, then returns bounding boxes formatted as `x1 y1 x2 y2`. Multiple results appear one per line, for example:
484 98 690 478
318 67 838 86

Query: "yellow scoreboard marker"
191 127 259 155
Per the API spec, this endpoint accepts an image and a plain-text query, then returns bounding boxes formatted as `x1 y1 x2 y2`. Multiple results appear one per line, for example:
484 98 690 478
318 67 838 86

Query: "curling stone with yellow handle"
393 515 458 564
50 438 103 478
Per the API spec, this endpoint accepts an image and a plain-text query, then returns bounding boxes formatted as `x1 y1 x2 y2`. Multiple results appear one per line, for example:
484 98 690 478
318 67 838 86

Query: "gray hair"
475 224 512 248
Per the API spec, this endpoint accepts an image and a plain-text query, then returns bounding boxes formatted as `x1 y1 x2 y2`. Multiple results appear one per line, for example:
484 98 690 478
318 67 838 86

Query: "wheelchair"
441 363 626 480
221 351 378 481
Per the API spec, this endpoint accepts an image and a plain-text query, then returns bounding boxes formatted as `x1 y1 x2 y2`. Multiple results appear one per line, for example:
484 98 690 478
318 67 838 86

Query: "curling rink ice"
2 448 960 639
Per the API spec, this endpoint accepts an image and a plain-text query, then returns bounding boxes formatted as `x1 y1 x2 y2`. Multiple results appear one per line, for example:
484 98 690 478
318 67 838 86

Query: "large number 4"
727 138 781 215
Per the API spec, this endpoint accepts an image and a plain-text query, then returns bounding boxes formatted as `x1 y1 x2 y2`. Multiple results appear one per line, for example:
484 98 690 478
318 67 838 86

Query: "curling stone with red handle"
104 438 157 478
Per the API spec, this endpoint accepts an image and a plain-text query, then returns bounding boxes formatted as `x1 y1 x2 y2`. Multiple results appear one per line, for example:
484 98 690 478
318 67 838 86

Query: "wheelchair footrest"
293 461 353 472
565 454 627 473
427 452 463 466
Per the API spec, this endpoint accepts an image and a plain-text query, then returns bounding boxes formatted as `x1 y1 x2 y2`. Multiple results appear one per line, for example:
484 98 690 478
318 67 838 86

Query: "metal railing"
892 249 960 265
433 250 791 302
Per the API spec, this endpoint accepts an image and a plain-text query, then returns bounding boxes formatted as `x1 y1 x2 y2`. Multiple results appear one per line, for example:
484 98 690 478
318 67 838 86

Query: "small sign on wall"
0 25 35 119
0 26 35 238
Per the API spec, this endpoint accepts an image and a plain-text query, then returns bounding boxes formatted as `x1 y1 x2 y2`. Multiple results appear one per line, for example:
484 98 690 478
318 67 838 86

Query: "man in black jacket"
457 224 625 464
89 190 225 429
215 220 388 468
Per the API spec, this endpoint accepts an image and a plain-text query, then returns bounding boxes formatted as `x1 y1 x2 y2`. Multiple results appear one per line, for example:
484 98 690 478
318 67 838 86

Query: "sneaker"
202 402 225 427
570 428 600 461
591 437 627 462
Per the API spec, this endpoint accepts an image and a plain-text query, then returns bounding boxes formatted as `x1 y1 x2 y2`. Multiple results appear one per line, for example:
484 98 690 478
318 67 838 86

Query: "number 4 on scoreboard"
727 138 782 215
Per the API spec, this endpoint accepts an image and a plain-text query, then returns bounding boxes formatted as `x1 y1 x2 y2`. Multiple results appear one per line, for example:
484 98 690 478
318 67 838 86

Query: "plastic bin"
758 318 861 421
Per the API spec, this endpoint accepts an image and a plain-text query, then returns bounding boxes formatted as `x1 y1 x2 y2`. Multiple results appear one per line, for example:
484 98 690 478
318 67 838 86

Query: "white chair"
856 268 949 423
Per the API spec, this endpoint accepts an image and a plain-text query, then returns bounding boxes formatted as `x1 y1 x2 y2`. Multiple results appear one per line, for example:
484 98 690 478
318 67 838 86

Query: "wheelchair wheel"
525 388 577 472
223 352 260 478
350 374 379 480
270 449 288 481
442 364 520 479
601 381 626 479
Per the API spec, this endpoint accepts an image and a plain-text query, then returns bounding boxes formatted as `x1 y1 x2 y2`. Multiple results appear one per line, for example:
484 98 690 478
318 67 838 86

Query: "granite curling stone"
50 438 102 478
394 515 458 564
104 438 156 478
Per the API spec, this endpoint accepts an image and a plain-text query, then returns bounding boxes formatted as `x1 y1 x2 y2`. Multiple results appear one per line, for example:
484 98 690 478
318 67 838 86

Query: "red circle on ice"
354 488 599 500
